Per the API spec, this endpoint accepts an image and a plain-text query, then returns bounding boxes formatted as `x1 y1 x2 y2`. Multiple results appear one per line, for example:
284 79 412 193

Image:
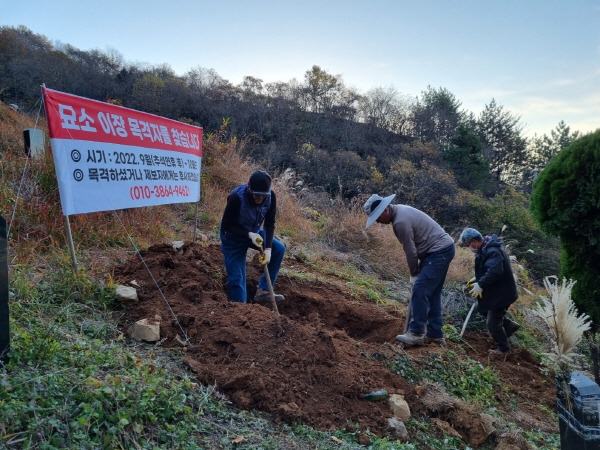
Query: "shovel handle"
259 247 279 315
461 300 477 337
403 299 412 334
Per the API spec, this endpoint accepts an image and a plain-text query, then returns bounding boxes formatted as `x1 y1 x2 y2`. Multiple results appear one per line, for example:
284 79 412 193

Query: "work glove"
469 282 483 299
248 232 263 248
466 277 476 288
259 249 271 265
409 275 418 285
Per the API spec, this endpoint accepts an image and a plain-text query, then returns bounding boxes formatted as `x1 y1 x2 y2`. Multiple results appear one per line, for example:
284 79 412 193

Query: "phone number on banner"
130 185 191 200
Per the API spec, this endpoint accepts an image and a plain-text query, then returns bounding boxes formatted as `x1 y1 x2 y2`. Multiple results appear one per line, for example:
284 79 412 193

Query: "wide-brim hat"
364 194 396 228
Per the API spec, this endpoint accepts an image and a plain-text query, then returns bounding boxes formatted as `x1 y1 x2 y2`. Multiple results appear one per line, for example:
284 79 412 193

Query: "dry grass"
448 247 474 285
1 102 481 293
314 198 472 285
199 127 318 244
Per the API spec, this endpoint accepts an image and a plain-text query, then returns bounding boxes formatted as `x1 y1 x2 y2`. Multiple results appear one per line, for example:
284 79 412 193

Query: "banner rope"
112 210 196 349
7 95 44 239
37 87 197 349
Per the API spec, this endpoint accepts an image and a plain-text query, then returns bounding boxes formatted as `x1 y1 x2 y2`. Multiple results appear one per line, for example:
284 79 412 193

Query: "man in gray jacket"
364 194 455 346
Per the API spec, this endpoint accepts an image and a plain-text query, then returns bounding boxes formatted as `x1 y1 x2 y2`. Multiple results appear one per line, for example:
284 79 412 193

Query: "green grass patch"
389 350 500 406
284 249 396 304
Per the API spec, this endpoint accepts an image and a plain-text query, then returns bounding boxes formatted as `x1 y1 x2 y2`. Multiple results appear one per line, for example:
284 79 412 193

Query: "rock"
173 334 188 347
195 232 209 242
389 394 411 422
281 168 295 183
115 285 138 305
448 403 496 448
387 417 409 440
128 318 160 342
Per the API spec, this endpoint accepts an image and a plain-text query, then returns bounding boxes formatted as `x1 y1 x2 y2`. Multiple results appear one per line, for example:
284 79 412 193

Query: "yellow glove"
248 232 263 247
469 282 483 299
258 249 271 265
466 277 476 288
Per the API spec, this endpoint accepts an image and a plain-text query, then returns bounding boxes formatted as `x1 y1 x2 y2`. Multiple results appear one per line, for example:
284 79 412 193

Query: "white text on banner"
42 87 202 215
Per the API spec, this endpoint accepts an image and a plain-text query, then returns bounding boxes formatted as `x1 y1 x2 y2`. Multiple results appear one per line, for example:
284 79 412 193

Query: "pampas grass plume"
534 276 591 368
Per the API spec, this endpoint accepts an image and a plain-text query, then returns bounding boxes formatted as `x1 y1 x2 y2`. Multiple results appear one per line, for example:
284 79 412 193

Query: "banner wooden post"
64 215 78 272
193 202 199 243
0 214 10 364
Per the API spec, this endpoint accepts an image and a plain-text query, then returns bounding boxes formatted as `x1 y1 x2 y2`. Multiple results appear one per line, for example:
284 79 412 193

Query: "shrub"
530 130 600 323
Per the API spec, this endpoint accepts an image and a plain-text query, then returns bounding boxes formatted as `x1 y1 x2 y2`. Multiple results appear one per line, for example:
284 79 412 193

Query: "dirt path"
115 242 557 441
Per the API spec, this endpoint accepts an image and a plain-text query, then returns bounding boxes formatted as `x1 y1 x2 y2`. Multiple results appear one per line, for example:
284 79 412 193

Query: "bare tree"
358 86 413 134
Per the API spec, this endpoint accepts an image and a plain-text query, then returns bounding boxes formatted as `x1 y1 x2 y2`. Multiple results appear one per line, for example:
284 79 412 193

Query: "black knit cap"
248 170 271 195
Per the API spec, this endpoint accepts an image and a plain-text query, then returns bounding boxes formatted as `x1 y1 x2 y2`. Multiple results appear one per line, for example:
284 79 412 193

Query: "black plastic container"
556 371 600 449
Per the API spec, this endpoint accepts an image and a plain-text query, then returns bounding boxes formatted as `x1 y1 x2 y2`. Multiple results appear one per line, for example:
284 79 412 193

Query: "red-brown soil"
114 242 557 444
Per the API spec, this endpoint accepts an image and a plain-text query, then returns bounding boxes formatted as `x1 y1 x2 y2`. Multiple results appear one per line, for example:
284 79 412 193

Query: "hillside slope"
114 242 557 446
0 101 561 448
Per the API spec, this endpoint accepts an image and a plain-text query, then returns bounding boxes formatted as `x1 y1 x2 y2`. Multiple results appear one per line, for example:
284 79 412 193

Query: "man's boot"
253 287 285 304
396 331 425 346
504 320 520 338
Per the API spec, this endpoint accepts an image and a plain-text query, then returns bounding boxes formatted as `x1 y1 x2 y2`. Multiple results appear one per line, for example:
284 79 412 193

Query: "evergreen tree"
477 99 527 187
412 86 463 150
530 130 600 323
443 124 492 192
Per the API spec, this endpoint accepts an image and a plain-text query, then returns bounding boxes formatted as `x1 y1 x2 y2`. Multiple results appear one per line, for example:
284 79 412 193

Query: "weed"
389 356 422 384
443 324 476 352
405 416 466 449
520 429 560 449
391 351 500 406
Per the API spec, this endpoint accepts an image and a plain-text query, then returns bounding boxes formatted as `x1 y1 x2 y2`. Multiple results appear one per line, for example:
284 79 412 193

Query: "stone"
115 285 138 305
386 417 408 440
128 318 160 342
389 394 411 422
173 334 188 347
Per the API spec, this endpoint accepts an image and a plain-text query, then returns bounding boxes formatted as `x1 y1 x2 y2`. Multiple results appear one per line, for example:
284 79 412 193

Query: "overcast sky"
3 0 599 138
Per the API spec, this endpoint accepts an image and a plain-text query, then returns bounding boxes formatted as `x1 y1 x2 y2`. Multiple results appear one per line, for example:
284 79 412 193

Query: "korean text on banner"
42 87 203 215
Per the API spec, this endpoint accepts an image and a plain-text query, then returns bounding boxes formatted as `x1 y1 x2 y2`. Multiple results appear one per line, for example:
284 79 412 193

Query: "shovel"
259 247 279 315
460 300 477 337
461 278 478 337
403 299 412 334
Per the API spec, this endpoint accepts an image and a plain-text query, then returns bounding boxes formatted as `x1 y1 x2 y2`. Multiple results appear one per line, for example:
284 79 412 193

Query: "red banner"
43 87 203 215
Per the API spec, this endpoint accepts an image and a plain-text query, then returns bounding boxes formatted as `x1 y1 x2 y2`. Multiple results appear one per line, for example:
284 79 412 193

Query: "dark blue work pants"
408 244 455 338
220 230 285 303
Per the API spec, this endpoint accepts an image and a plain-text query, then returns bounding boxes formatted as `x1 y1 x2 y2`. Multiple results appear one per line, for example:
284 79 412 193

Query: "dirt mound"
115 242 557 442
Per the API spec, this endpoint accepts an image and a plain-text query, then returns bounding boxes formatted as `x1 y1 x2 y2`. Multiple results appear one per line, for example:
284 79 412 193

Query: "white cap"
363 194 396 228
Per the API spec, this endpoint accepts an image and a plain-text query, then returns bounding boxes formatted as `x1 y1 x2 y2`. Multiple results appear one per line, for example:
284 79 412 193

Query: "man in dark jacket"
220 170 286 304
458 228 519 354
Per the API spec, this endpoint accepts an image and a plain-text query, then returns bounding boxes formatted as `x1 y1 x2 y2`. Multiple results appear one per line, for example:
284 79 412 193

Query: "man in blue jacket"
220 170 286 304
458 228 519 354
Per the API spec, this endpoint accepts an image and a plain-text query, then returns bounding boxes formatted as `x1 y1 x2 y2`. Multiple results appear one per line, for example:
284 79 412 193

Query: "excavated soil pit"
114 242 557 442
